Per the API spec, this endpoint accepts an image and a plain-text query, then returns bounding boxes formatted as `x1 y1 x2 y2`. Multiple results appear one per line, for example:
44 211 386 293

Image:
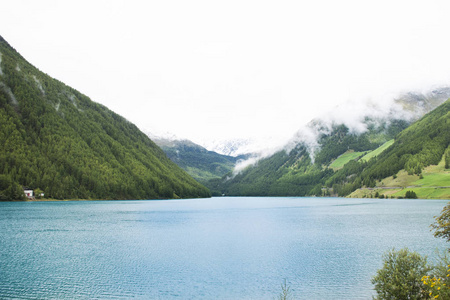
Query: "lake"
0 197 448 299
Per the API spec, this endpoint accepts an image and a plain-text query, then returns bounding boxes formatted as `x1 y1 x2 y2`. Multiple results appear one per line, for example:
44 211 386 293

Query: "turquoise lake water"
0 197 448 299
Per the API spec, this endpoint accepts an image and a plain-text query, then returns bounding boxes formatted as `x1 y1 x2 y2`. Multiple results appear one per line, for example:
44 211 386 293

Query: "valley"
0 34 449 201
203 99 450 199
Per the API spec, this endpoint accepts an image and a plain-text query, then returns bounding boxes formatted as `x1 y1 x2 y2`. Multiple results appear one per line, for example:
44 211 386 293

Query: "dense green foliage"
362 100 450 180
431 202 450 243
154 138 241 183
405 190 418 199
208 118 408 197
314 124 383 166
207 145 333 196
372 203 450 300
209 98 449 197
445 147 450 169
0 35 210 200
372 248 431 300
327 101 449 196
424 204 450 299
0 174 25 201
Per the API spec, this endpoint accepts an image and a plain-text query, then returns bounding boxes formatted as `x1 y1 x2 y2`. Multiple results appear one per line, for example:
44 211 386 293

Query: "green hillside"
207 120 404 196
345 100 450 199
361 99 450 180
349 155 450 199
209 99 450 199
329 99 450 197
153 138 241 183
0 35 210 200
207 145 329 196
330 150 367 170
360 139 394 162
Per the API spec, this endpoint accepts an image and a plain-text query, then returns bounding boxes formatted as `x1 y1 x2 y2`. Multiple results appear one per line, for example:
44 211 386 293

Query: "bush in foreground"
372 203 450 299
372 248 431 300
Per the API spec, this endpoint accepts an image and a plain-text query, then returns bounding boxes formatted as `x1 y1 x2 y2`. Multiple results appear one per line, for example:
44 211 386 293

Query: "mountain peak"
0 35 14 50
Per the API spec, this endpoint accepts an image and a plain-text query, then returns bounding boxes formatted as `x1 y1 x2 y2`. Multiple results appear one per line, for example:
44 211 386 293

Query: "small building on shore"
23 187 34 199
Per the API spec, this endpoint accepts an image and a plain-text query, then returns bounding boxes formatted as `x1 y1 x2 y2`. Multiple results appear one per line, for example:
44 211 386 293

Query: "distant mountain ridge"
0 35 210 200
200 138 255 157
397 87 450 118
151 136 246 183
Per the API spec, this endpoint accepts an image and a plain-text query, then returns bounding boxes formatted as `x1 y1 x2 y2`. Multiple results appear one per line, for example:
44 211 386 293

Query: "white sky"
2 0 450 147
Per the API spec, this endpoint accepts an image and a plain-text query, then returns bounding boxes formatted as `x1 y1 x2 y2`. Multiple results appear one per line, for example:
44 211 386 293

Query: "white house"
23 188 34 198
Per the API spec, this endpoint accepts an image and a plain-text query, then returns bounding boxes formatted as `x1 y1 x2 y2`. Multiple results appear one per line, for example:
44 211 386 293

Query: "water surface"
0 197 447 299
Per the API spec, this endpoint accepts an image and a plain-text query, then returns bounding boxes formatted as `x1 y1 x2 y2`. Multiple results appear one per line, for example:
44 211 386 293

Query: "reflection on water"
0 197 447 299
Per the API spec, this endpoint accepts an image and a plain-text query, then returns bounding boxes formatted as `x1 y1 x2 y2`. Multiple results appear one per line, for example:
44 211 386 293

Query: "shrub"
372 248 431 300
422 270 450 299
405 190 418 199
431 203 450 243
422 251 450 299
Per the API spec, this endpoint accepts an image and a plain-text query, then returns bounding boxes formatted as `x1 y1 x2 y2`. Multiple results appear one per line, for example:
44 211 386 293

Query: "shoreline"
0 196 213 202
1 196 449 203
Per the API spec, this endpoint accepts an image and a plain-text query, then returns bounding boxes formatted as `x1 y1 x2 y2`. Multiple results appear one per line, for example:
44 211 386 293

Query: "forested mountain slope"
208 96 450 198
360 99 449 180
341 99 450 198
0 35 210 200
207 120 406 196
152 137 244 183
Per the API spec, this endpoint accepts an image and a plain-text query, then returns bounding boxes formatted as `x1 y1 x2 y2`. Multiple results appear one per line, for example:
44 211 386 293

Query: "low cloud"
232 142 286 174
0 82 18 105
33 75 45 95
232 85 450 173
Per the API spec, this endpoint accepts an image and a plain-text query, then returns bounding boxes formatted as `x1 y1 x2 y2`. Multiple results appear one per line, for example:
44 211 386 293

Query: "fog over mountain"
233 86 450 173
5 1 450 149
199 138 278 157
146 85 450 175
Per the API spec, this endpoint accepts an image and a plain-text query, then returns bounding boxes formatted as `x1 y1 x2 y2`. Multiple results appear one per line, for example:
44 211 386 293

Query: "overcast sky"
2 0 450 147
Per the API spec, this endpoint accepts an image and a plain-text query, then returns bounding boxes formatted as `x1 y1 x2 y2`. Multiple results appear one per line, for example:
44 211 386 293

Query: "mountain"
0 35 210 200
396 87 450 118
207 90 450 198
151 136 244 183
345 99 450 199
199 138 259 157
